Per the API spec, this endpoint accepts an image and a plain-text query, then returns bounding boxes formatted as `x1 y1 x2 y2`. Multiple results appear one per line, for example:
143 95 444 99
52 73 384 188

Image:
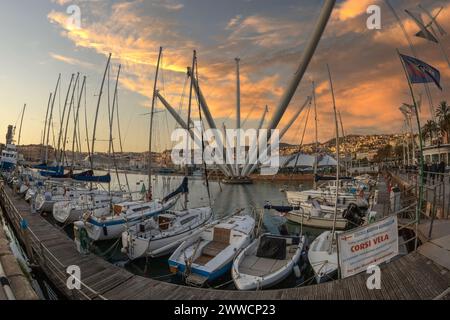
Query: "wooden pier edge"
1 180 449 300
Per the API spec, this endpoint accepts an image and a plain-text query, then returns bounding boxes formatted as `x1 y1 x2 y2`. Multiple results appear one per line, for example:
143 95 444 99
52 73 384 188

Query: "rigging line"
107 62 112 177
84 76 92 162
383 0 435 120
109 65 122 190
62 73 80 165
115 74 131 195
195 55 212 207
290 102 312 177
57 74 75 165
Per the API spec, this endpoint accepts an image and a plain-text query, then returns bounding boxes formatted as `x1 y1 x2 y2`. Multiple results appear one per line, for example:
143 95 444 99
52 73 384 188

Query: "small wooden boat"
308 230 342 283
232 234 305 290
168 215 255 287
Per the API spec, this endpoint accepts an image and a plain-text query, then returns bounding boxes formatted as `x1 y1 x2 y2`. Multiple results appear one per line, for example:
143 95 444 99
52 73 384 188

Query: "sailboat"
122 49 216 260
53 191 128 224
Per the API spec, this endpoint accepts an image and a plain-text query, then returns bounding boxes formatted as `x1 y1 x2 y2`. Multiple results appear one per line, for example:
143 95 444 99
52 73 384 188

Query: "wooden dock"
1 180 449 300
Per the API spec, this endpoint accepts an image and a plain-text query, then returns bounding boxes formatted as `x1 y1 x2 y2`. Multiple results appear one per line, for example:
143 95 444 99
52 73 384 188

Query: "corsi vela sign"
338 215 399 278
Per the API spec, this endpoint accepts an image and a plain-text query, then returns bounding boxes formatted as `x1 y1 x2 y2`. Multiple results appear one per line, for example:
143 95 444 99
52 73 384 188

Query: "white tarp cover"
338 215 399 278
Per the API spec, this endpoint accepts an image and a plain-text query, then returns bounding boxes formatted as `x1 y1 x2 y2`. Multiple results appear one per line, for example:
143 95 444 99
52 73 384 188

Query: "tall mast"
241 0 336 177
46 74 61 164
72 76 86 168
56 74 75 166
17 104 27 146
90 53 112 171
148 47 163 201
41 93 52 162
61 73 80 165
312 81 319 189
235 57 241 177
185 50 197 209
338 111 347 176
109 65 122 191
327 64 340 252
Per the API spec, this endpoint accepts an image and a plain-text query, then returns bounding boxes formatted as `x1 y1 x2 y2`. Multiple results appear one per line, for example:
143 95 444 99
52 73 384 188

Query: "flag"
399 54 442 90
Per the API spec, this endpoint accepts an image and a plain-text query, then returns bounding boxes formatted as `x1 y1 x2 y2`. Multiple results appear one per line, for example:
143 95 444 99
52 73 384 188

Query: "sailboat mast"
72 76 86 168
41 93 52 162
109 65 122 190
17 104 27 146
185 50 197 209
46 74 61 164
148 47 163 200
327 64 340 249
312 81 319 189
235 57 241 177
90 53 112 171
61 73 80 165
56 74 75 166
338 111 347 176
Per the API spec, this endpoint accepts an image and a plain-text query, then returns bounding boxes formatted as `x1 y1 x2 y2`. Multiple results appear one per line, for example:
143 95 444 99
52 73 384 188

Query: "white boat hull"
123 208 213 259
286 211 348 230
232 235 304 291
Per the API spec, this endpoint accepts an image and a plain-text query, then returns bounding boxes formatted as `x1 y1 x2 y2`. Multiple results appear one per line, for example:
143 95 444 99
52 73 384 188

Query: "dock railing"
387 168 450 243
0 181 107 300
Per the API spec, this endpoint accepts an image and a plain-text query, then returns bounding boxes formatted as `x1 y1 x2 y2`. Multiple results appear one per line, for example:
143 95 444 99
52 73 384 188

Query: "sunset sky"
0 0 449 152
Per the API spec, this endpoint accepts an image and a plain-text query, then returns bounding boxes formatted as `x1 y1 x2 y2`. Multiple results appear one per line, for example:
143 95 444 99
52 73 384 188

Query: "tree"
436 101 450 143
422 119 439 144
374 144 393 163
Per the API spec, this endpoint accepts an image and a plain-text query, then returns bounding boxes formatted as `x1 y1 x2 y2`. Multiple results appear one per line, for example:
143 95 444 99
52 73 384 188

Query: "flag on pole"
399 54 442 90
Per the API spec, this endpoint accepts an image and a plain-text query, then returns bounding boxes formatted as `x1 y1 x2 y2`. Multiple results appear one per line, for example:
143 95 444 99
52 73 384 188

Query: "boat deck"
1 180 450 300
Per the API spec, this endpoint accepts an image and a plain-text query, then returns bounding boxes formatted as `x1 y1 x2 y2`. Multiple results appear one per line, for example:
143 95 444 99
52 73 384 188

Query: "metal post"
241 0 336 176
235 57 241 176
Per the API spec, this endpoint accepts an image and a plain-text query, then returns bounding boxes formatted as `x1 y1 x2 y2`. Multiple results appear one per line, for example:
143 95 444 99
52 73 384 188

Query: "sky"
0 0 449 153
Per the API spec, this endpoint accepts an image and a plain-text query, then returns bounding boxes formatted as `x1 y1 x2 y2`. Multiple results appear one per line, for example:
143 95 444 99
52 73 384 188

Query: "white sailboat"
122 206 213 259
81 196 179 241
35 186 91 213
232 234 305 290
53 192 129 224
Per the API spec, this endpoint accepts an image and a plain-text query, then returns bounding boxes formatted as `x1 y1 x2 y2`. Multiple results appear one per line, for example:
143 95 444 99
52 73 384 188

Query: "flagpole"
397 49 423 251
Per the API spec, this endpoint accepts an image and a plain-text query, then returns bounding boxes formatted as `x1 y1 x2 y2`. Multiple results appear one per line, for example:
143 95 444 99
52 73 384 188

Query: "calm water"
89 172 321 289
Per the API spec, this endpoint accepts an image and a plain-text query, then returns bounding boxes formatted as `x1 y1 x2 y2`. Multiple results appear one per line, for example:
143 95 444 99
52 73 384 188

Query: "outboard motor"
342 203 365 227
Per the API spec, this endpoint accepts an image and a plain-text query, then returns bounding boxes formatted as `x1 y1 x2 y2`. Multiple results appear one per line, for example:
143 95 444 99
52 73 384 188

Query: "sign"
338 215 399 278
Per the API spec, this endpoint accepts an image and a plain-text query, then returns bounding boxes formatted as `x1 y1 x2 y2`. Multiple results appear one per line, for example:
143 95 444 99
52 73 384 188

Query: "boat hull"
286 211 348 230
232 235 304 291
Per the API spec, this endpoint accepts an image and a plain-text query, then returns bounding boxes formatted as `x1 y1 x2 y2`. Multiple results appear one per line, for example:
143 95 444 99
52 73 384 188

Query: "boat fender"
293 265 301 278
80 227 90 252
103 225 108 237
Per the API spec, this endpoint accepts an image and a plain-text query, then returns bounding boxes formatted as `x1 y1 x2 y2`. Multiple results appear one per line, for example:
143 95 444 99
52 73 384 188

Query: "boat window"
132 206 150 212
180 216 196 225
